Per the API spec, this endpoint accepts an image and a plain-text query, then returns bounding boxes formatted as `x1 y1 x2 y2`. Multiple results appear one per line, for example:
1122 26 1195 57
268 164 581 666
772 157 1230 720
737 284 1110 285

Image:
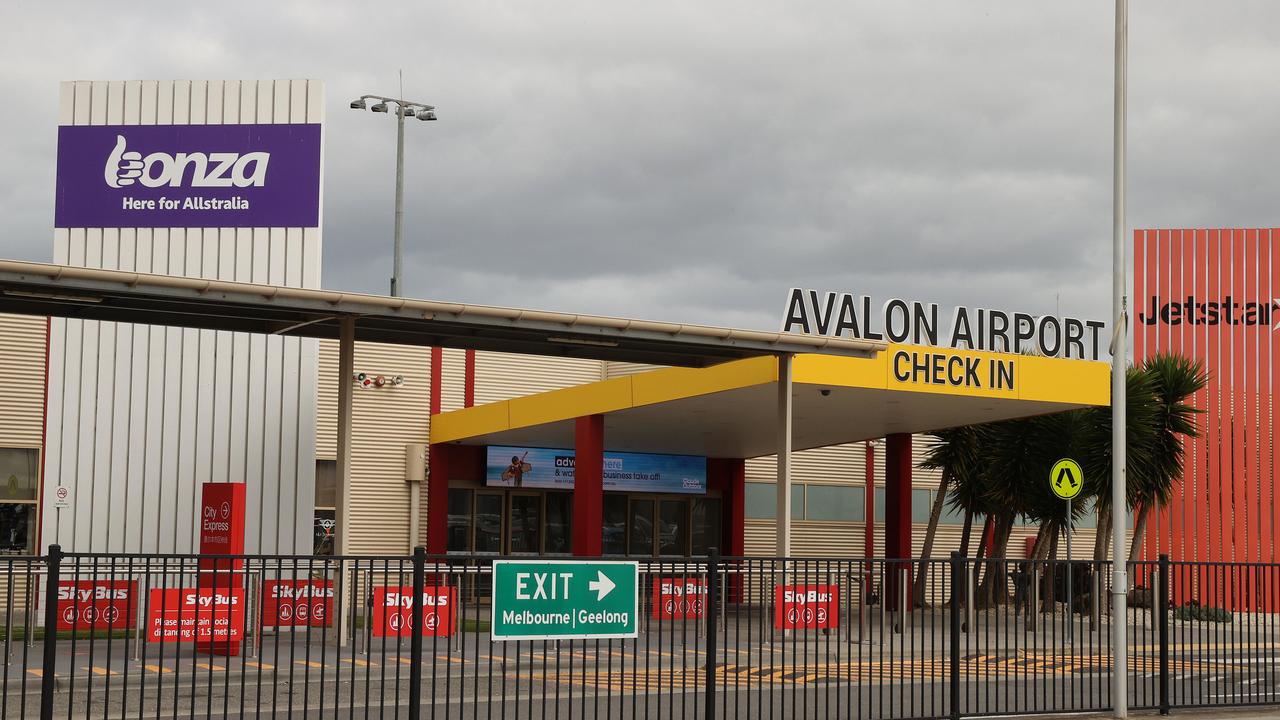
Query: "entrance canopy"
431 349 1110 456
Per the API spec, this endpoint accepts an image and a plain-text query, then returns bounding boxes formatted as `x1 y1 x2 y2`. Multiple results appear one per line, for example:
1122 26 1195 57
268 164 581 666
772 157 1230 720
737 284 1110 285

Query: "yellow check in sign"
1050 458 1084 500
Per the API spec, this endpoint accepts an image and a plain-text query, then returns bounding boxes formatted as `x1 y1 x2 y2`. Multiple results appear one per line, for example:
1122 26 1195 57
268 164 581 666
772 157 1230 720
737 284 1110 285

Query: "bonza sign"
55 124 322 228
491 560 638 641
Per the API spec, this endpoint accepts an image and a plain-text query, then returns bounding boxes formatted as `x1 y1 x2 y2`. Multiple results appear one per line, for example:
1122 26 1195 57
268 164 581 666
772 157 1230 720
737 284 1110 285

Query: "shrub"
1173 604 1232 623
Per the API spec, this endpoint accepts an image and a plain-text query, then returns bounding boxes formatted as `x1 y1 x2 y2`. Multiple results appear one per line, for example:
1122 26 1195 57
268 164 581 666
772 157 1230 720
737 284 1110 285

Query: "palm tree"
915 426 983 603
1127 353 1207 559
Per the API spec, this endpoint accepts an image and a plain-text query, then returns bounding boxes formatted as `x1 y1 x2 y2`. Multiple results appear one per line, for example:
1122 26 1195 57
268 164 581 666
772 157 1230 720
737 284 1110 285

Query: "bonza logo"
104 135 269 189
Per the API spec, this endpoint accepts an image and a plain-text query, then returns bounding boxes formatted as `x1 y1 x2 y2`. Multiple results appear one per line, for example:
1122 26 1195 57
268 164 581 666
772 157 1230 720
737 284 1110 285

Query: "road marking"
193 662 224 671
242 661 273 670
343 658 375 666
84 666 118 676
26 669 43 678
142 665 172 674
296 660 325 669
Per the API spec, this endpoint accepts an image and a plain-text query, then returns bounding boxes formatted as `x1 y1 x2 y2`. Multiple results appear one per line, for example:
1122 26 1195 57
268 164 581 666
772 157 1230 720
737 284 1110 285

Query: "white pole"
1111 0 1129 716
776 354 793 558
336 317 355 645
392 106 406 297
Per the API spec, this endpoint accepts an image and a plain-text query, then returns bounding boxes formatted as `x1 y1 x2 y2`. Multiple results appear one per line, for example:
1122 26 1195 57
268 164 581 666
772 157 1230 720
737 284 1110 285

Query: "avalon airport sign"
782 289 1108 361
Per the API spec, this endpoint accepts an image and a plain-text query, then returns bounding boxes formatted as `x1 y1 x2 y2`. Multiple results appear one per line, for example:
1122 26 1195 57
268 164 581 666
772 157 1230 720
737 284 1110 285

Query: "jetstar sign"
782 289 1107 361
1138 296 1279 328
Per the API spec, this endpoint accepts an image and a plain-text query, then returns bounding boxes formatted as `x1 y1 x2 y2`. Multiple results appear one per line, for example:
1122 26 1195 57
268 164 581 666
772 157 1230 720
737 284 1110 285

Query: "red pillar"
884 433 913 607
426 444 450 555
572 415 604 557
864 441 875 559
707 458 745 557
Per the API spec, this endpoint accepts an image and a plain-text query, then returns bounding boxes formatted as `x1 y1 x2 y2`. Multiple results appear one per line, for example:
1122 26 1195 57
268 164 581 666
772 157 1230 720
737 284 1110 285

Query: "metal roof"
0 260 885 367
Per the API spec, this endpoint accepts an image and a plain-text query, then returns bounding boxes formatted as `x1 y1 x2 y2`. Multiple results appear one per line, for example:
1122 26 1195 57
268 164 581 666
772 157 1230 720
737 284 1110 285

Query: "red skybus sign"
651 577 707 619
370 586 456 637
261 580 334 627
774 585 839 630
147 588 245 644
56 580 137 630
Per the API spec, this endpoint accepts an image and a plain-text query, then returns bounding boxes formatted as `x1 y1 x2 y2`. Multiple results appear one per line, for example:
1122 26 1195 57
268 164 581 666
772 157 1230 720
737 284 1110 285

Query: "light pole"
350 94 437 297
1110 1 1129 717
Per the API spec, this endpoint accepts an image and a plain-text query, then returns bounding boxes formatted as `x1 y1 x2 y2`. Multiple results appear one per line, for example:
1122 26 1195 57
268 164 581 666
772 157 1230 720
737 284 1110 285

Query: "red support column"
884 433 913 607
707 458 745 557
864 441 875 560
426 444 450 555
572 415 604 557
464 349 476 408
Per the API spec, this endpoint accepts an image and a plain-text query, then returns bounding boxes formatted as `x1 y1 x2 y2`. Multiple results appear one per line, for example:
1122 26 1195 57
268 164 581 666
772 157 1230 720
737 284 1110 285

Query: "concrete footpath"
1027 710 1280 719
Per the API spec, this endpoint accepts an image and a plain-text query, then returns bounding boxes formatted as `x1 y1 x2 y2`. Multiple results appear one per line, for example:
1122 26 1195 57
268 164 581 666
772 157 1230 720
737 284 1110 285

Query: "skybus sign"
781 289 1108 360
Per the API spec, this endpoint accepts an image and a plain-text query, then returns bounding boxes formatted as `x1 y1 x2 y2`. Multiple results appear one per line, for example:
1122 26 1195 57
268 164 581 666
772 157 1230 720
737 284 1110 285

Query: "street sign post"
1050 457 1084 645
491 560 639 641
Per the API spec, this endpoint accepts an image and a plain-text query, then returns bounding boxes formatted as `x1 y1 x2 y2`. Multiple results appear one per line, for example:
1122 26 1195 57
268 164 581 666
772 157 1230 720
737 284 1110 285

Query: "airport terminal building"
0 78 1117 567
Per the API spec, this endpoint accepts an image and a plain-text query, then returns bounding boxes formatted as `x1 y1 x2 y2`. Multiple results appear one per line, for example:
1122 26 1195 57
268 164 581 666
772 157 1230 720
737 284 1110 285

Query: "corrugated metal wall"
474 352 604 403
43 79 322 555
316 340 431 554
0 314 45 448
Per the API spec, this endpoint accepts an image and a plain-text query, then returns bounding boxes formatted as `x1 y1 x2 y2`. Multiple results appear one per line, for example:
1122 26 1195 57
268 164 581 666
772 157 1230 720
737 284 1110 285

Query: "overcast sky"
2 1 1278 333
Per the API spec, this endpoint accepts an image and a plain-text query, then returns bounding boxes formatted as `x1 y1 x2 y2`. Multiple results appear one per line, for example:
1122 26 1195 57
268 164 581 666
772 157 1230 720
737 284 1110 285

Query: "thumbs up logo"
104 135 144 188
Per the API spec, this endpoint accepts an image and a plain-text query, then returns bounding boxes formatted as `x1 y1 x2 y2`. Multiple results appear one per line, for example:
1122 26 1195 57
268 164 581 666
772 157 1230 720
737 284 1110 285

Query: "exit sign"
491 560 639 641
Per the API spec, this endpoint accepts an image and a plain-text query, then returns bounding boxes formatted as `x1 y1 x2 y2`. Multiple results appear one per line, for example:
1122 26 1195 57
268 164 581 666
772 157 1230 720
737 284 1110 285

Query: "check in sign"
491 560 639 641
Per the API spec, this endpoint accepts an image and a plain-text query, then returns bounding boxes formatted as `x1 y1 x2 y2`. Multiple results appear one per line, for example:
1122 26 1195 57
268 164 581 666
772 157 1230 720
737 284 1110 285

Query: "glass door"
628 499 655 556
474 492 504 554
658 499 690 556
508 493 542 554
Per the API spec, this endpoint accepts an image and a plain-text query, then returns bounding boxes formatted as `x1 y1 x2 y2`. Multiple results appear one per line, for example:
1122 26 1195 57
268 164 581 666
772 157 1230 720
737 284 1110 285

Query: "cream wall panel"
0 314 46 447
43 79 323 555
602 361 660 379
473 352 603 405
316 341 432 555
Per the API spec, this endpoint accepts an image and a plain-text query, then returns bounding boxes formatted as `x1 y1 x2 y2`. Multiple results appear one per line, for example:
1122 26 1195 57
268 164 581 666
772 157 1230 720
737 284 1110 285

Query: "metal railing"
3 547 1280 718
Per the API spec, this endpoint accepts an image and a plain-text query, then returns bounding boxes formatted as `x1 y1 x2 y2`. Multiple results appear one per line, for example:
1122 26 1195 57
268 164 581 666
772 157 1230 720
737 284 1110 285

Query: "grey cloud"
2 1 1279 337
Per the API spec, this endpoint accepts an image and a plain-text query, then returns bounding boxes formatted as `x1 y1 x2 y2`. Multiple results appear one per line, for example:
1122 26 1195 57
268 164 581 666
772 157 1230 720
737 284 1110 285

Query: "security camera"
820 389 831 397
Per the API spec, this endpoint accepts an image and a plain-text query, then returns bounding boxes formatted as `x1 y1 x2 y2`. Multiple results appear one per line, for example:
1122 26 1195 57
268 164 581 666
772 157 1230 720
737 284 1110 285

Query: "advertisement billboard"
485 446 706 494
54 123 322 228
56 580 138 630
1134 229 1280 588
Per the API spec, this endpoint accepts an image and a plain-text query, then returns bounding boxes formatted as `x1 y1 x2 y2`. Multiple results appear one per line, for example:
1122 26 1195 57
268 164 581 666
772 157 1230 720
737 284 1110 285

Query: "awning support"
776 354 793 558
336 316 355 645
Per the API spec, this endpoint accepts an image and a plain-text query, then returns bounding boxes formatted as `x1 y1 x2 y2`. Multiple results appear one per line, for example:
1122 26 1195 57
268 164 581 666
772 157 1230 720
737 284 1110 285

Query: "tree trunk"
958 507 975 559
1128 503 1151 562
1040 530 1061 613
1093 510 1112 562
913 470 951 606
1029 523 1053 561
952 504 977 604
979 513 1015 607
970 515 993 609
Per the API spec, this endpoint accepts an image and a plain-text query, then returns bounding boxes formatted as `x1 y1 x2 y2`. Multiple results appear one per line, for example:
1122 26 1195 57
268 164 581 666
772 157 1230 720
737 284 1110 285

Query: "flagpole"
1111 0 1130 716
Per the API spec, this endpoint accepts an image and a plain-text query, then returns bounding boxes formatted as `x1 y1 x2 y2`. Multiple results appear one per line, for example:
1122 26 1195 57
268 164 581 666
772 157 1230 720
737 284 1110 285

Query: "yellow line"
142 664 172 674
343 658 375 666
193 662 224 671
85 666 118 676
296 660 325 669
243 661 273 669
26 669 42 677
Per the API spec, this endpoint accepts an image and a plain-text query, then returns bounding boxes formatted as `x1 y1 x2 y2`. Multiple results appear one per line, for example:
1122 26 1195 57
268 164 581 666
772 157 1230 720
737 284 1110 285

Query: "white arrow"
588 571 615 601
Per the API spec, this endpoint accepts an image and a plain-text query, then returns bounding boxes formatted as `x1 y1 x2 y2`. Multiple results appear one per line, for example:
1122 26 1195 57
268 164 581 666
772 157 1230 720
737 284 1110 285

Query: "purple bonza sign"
54 123 322 229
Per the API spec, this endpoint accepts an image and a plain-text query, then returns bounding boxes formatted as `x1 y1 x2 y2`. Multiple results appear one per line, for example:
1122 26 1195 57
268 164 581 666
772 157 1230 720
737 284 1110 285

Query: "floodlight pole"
393 105 406 297
1111 0 1129 716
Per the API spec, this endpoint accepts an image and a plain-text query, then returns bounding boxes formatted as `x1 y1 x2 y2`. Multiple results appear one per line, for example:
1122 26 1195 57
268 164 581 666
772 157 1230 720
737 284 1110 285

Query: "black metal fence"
3 547 1280 719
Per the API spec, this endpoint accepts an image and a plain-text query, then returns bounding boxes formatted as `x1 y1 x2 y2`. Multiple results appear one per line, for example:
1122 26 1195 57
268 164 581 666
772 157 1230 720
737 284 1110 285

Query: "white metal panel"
45 79 324 555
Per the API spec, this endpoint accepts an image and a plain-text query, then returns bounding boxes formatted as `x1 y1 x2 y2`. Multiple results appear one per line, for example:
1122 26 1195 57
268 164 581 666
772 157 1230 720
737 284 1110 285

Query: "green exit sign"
491 560 639 641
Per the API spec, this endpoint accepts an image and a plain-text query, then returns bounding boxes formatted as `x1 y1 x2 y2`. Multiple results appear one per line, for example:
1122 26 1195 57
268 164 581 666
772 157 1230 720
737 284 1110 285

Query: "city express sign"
782 289 1107 361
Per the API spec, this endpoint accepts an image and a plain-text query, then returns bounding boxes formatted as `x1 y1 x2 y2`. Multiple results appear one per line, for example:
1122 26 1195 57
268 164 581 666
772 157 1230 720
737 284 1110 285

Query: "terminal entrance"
446 487 719 558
